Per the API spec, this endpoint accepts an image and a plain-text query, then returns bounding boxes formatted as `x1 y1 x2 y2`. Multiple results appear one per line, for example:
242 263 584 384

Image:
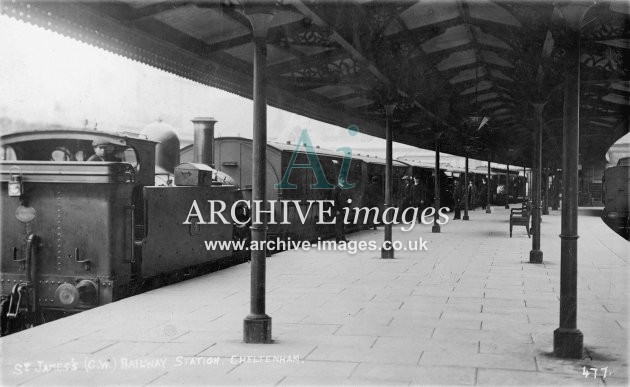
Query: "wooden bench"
510 202 531 238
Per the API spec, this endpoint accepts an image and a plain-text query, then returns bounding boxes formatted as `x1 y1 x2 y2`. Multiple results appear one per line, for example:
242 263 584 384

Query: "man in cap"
88 139 120 162
365 175 381 229
410 176 429 223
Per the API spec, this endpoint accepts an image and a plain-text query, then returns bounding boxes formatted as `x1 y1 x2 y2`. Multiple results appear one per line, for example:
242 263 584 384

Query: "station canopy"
3 1 628 166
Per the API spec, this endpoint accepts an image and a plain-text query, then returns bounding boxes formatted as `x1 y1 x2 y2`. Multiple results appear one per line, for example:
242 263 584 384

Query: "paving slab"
0 206 627 386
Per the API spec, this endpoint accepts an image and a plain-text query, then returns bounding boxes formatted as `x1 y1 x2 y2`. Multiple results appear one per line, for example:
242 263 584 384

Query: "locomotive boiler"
0 119 241 335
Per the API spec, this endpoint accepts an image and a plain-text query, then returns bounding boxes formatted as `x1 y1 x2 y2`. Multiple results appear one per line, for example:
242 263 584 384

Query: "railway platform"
1 206 627 386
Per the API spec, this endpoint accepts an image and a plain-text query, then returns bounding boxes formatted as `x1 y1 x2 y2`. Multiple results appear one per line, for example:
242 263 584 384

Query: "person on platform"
332 181 348 243
365 176 380 230
479 181 488 210
453 179 464 220
411 176 427 222
467 181 477 210
401 176 413 223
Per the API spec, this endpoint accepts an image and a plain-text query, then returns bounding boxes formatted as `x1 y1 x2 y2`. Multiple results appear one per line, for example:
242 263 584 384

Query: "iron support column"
530 103 544 264
432 132 441 233
463 154 470 220
486 155 492 214
243 9 274 344
505 164 510 209
382 104 395 258
554 22 584 359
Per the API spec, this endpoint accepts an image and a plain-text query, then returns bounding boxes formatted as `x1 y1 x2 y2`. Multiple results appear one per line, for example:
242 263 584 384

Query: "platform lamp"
465 66 490 215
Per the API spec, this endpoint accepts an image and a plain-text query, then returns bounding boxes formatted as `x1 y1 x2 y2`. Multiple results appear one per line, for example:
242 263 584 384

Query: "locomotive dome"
140 121 180 174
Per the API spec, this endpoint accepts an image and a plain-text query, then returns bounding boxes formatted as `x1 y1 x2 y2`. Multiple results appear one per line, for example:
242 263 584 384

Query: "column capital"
243 6 276 39
530 101 547 111
554 2 594 31
384 104 396 117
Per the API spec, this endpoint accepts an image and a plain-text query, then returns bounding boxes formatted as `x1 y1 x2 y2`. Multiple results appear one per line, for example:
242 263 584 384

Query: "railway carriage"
209 137 410 242
602 157 630 240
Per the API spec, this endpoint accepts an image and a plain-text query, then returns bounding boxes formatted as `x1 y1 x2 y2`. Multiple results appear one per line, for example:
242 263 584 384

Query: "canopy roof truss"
2 0 628 166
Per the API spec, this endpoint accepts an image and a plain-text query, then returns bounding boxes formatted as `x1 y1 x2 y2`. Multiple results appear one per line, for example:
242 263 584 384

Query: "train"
601 157 630 240
0 120 521 335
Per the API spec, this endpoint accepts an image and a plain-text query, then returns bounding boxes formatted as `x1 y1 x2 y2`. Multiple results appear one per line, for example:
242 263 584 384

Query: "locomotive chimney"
192 117 217 166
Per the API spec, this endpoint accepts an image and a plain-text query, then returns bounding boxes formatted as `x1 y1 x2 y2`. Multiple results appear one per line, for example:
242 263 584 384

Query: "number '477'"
583 366 609 378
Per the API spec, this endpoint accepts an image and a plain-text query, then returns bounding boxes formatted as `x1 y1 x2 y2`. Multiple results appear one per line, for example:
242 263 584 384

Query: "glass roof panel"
155 6 249 44
270 11 304 28
472 26 512 50
289 46 334 56
342 96 374 108
481 50 514 68
436 49 477 71
449 67 486 84
468 0 522 27
489 69 514 82
224 43 297 65
492 108 512 115
596 39 630 49
480 101 505 110
311 85 356 99
460 80 493 95
611 81 630 93
398 1 461 31
475 92 499 102
591 121 614 127
421 25 471 53
384 19 405 36
126 1 167 9
610 1 630 15
603 94 630 105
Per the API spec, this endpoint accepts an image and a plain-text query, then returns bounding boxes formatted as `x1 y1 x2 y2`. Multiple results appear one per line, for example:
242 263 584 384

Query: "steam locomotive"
602 157 630 240
0 120 240 335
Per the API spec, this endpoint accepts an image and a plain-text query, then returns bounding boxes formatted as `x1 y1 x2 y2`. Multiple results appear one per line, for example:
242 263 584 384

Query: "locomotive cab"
0 128 157 333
